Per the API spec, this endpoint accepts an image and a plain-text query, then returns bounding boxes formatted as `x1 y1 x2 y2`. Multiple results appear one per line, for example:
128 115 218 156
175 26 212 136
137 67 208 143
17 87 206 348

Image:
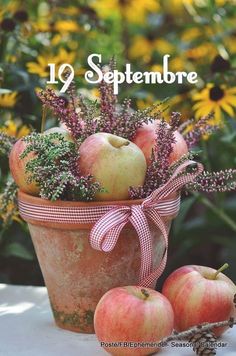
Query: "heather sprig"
38 85 165 145
96 61 163 138
181 113 218 149
99 60 117 130
130 116 179 199
21 132 101 201
187 169 236 193
0 178 18 228
0 132 16 156
145 119 176 183
168 151 197 176
37 88 97 144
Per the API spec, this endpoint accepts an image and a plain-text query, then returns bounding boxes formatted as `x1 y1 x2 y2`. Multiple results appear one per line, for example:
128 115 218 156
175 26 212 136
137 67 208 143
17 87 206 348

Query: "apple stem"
41 105 47 133
141 288 149 299
213 263 229 279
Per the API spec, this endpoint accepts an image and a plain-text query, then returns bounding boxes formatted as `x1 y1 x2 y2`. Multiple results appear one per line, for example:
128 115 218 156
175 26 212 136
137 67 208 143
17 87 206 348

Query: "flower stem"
41 105 47 133
192 192 236 233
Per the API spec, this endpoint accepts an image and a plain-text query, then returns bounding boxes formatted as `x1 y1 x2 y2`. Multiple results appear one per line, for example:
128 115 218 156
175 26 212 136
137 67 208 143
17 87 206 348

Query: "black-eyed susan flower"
53 20 80 33
0 92 18 108
185 43 217 63
0 119 30 138
14 10 29 23
0 18 16 32
193 84 236 124
26 48 76 78
92 0 159 24
129 36 175 61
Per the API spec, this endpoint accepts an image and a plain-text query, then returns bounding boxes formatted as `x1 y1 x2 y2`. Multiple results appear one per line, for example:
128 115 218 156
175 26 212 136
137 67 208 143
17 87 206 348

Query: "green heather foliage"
21 132 101 201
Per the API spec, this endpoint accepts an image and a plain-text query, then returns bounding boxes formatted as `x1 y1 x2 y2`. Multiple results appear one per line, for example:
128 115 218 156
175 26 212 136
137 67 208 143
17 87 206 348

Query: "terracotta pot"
18 191 177 334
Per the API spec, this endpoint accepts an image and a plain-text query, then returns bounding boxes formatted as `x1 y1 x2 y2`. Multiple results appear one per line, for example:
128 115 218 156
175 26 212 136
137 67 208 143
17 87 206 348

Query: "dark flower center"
146 32 156 41
211 55 230 73
209 86 225 101
14 10 29 23
1 18 16 32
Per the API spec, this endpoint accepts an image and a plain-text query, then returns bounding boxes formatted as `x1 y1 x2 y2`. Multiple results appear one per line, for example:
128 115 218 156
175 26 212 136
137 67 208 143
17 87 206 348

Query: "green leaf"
173 195 197 234
220 132 236 143
0 242 34 260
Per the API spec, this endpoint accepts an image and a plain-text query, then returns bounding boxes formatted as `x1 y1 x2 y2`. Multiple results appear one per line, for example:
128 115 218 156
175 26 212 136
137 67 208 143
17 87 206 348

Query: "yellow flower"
168 92 192 121
56 6 80 16
192 84 236 124
185 43 217 62
150 64 163 73
225 34 236 54
181 27 202 42
26 48 76 78
0 199 20 225
54 20 80 33
169 57 186 72
129 36 175 61
136 93 158 110
181 26 214 43
163 0 227 16
0 120 30 138
0 92 18 108
92 0 159 24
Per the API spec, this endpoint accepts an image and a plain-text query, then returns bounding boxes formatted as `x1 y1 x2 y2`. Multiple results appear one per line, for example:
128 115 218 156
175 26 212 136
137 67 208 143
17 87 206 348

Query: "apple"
9 138 39 196
132 120 188 165
162 264 236 336
78 132 147 201
94 286 174 356
43 126 74 142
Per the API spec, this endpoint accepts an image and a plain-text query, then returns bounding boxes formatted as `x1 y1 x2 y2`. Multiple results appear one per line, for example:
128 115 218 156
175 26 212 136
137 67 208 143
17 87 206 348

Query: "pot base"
51 302 94 333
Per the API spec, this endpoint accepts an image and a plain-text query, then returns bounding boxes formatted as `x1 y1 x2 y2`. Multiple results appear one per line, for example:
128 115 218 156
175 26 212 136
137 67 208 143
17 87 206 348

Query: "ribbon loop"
89 206 130 252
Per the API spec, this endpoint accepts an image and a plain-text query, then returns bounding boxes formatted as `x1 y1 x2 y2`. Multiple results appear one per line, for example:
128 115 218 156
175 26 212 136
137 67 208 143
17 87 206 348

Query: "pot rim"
18 190 144 207
18 190 178 230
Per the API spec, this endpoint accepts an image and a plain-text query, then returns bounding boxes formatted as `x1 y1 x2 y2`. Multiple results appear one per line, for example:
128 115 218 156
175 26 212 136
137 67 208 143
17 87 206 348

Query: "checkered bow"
89 160 203 287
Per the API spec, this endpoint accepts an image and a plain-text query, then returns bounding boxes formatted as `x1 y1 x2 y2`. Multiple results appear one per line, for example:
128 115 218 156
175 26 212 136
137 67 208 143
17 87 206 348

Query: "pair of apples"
95 264 236 356
9 120 188 200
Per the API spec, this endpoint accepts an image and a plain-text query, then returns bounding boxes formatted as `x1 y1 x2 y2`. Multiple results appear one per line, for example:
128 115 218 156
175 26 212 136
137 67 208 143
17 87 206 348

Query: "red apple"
132 120 188 165
162 264 236 336
78 132 147 201
9 138 39 196
94 286 174 356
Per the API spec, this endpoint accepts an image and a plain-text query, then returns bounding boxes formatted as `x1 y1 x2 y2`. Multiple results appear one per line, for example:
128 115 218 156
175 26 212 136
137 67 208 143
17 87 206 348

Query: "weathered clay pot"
18 190 176 334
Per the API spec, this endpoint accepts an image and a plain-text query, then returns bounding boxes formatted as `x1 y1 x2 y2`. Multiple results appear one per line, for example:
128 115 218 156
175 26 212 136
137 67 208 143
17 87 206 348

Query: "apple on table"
162 264 236 336
94 286 174 356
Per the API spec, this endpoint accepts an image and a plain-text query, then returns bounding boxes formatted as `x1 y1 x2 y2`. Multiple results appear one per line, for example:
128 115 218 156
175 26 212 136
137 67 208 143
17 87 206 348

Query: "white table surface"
0 284 235 356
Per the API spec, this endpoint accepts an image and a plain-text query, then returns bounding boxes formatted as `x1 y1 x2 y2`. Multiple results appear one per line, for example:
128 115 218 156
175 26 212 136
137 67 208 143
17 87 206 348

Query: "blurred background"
0 0 236 286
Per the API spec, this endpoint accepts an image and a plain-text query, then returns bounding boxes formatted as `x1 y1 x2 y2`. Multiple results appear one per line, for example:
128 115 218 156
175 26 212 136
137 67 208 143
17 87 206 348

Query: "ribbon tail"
139 210 169 288
129 206 153 283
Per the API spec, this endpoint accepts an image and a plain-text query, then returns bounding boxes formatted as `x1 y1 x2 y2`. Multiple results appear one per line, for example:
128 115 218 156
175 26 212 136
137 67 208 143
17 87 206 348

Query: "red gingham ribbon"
90 160 203 287
18 160 203 287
